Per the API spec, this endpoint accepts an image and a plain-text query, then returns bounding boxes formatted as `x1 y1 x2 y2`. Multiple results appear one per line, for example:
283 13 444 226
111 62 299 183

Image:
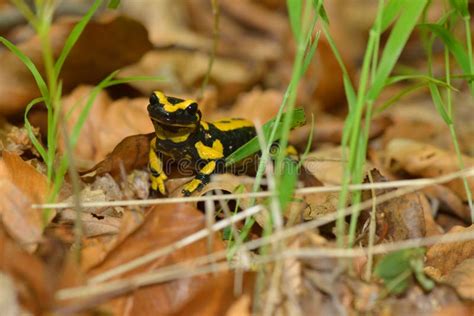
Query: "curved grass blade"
24 97 47 161
0 37 50 103
419 24 471 79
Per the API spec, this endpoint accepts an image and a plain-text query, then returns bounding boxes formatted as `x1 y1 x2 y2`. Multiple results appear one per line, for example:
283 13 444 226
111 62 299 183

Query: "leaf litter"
0 0 474 315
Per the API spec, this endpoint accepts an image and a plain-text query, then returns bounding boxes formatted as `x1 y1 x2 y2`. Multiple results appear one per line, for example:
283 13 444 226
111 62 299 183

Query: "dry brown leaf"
186 0 283 62
119 50 263 106
426 225 474 276
177 273 255 316
444 258 474 300
384 285 463 316
120 0 209 48
0 14 152 116
386 138 474 202
291 114 391 147
61 86 153 165
0 227 52 314
423 184 471 222
0 121 39 156
215 88 283 123
225 294 251 316
80 208 145 271
81 133 153 180
86 203 227 315
360 169 427 241
0 152 49 248
433 304 474 316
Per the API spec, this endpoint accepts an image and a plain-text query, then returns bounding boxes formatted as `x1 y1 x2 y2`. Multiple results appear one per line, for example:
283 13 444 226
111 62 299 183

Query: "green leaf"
380 0 405 32
108 0 121 9
420 23 471 81
428 82 453 124
287 0 302 41
0 37 50 103
315 1 329 24
24 97 47 162
449 0 469 18
278 157 299 210
225 108 306 166
368 0 428 102
54 0 102 77
302 31 321 78
374 248 428 295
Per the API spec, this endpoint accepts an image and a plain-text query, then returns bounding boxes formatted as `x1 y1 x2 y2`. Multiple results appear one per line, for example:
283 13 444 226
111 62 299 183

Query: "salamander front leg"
182 160 218 196
149 139 168 195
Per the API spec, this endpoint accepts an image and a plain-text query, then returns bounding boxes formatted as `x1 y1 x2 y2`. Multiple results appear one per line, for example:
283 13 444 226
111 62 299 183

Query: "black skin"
147 92 256 196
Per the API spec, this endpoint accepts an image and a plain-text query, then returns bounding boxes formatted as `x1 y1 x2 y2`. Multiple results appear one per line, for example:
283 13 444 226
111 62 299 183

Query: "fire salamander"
148 91 257 196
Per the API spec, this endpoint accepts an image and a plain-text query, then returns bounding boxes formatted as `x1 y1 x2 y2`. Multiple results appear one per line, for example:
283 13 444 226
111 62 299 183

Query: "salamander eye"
186 103 198 114
149 93 159 105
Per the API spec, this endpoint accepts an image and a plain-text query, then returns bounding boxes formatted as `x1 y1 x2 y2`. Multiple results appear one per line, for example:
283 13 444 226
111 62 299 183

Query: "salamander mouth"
150 116 197 128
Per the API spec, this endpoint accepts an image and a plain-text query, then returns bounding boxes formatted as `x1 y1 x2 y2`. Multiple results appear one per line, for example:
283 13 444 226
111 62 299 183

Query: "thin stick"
88 204 265 284
59 167 474 300
33 167 474 210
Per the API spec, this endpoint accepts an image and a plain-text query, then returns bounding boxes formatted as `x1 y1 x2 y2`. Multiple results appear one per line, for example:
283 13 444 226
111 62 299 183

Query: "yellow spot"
286 145 298 156
195 140 224 160
212 118 254 131
183 179 202 194
200 161 216 175
200 121 209 130
154 91 196 113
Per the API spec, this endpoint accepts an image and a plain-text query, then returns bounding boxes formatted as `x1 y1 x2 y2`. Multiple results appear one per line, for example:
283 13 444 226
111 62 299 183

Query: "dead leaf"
177 273 255 316
386 138 474 202
224 294 251 316
426 225 474 276
80 133 154 180
0 121 39 157
423 184 471 222
61 86 153 165
0 14 152 116
0 152 49 249
119 50 263 106
215 88 283 123
290 114 392 147
360 169 427 242
0 227 52 314
84 203 227 315
444 257 474 300
80 208 145 271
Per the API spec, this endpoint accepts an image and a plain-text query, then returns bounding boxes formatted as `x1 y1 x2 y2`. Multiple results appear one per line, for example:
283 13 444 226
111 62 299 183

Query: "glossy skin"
148 91 256 196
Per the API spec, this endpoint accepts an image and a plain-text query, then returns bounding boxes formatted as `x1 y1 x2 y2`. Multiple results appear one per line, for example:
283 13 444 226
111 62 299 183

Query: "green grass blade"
420 23 471 77
108 0 121 9
54 0 103 77
449 0 469 17
381 0 405 32
287 0 302 41
429 82 452 124
279 157 299 210
24 97 48 161
302 31 321 77
225 108 306 166
69 71 118 147
0 37 50 102
102 75 163 88
368 0 428 101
